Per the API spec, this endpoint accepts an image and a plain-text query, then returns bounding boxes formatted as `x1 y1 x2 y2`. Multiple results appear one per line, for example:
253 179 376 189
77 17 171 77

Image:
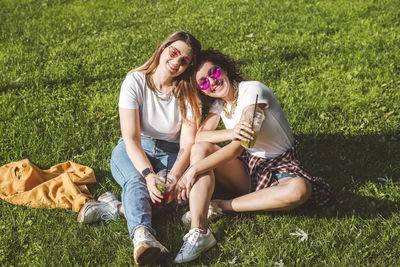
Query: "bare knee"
281 177 312 208
190 142 217 163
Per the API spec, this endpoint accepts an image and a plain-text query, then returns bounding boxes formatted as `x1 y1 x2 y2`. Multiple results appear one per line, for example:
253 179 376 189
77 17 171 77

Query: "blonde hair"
128 31 202 126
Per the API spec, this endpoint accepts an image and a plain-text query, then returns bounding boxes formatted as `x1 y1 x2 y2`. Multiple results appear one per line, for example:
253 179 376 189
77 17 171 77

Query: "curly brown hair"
195 49 244 111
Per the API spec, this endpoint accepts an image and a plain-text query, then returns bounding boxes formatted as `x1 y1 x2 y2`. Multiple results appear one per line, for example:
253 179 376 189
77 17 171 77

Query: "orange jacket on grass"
0 159 96 212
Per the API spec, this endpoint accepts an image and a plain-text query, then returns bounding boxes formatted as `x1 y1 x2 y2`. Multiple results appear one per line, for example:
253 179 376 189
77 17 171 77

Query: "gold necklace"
223 81 238 118
149 75 175 101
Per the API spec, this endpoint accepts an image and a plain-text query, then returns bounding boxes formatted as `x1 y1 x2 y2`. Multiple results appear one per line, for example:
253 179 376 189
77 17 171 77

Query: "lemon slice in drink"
156 184 166 193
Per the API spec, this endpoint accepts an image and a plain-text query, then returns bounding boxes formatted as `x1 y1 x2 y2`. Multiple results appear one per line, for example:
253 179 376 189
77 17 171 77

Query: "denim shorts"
240 160 296 193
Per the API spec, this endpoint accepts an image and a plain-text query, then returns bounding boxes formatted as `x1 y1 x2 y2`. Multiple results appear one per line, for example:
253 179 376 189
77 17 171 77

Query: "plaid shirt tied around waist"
238 140 333 207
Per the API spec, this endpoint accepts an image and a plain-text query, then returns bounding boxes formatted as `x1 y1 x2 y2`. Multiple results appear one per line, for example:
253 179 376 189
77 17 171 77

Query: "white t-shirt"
118 72 190 143
209 81 294 158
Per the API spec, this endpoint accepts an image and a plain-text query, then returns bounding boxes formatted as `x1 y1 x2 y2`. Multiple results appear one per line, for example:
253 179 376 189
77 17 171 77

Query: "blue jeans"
110 137 179 238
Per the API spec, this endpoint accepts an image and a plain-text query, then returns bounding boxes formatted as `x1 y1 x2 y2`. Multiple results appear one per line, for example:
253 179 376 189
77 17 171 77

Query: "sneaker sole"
174 237 217 263
135 246 161 266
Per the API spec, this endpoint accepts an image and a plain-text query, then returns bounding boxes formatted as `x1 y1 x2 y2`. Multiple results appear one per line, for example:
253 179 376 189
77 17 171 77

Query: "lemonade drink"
240 107 265 148
241 130 260 148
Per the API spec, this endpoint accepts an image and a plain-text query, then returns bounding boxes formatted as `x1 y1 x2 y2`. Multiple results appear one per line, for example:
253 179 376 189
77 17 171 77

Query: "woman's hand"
144 173 163 204
175 167 197 203
231 121 254 142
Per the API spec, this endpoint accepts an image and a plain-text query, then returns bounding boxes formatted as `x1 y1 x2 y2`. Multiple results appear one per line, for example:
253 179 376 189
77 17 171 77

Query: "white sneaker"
133 228 168 265
77 199 119 224
98 192 121 207
181 202 224 225
174 228 216 263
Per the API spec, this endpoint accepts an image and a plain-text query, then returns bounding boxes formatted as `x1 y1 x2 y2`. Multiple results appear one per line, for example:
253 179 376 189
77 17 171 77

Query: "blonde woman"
78 31 201 265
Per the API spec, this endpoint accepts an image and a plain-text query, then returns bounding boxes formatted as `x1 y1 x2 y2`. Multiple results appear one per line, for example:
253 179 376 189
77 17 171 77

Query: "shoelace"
100 203 118 221
179 228 201 253
134 230 169 252
134 230 150 241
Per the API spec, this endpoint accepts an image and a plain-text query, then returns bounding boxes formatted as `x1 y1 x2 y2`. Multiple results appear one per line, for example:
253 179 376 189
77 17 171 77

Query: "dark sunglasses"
168 46 191 66
197 65 222 91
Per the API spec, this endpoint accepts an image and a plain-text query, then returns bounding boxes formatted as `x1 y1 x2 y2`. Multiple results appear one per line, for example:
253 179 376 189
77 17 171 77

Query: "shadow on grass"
206 132 400 220
88 131 399 221
79 131 400 241
57 130 399 266
295 132 400 219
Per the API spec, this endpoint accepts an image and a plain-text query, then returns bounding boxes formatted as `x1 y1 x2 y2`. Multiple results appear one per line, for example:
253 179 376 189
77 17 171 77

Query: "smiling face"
159 40 193 78
195 61 231 99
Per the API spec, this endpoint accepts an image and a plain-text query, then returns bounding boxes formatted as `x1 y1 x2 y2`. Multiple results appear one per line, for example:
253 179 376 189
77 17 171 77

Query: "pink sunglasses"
168 46 191 66
197 65 222 91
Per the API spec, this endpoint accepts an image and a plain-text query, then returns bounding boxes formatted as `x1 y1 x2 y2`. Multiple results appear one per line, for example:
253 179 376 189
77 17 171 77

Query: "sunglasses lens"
169 47 179 58
197 78 210 91
209 66 221 79
181 57 190 66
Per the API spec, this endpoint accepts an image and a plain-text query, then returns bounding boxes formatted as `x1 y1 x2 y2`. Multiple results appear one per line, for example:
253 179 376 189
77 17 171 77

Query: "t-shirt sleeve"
240 81 270 109
208 99 224 115
118 73 140 109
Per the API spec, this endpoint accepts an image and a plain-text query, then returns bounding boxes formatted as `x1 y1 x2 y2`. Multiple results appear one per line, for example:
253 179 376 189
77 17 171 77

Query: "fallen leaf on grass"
351 225 362 238
290 228 308 242
228 256 237 264
377 176 391 183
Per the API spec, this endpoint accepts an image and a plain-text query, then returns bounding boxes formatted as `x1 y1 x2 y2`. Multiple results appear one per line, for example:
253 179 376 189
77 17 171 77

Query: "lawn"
1 0 399 265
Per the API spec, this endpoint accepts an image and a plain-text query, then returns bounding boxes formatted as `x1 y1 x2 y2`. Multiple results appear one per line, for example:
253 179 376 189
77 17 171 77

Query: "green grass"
1 0 399 265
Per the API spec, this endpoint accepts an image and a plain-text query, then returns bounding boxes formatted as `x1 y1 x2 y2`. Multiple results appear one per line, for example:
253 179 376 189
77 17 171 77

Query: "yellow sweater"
0 159 96 212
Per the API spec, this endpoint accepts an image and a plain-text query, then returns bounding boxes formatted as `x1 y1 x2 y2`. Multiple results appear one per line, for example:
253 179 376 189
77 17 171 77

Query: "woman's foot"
174 228 216 263
211 199 233 212
181 201 225 224
77 192 121 224
133 227 168 265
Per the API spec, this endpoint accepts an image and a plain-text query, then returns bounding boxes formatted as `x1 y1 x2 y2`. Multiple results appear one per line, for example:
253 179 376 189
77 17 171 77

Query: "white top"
209 81 294 158
119 72 190 143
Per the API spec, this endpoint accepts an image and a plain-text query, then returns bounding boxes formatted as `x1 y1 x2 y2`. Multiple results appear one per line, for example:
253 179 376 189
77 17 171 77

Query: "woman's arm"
194 113 231 144
195 140 243 174
178 113 246 198
195 108 258 145
179 140 244 198
169 117 198 178
119 108 151 173
119 108 163 203
192 103 267 175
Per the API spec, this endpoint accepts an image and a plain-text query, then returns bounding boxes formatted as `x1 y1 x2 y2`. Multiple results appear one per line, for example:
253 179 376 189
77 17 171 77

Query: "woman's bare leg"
119 205 125 217
213 177 312 212
188 142 249 231
189 171 215 231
